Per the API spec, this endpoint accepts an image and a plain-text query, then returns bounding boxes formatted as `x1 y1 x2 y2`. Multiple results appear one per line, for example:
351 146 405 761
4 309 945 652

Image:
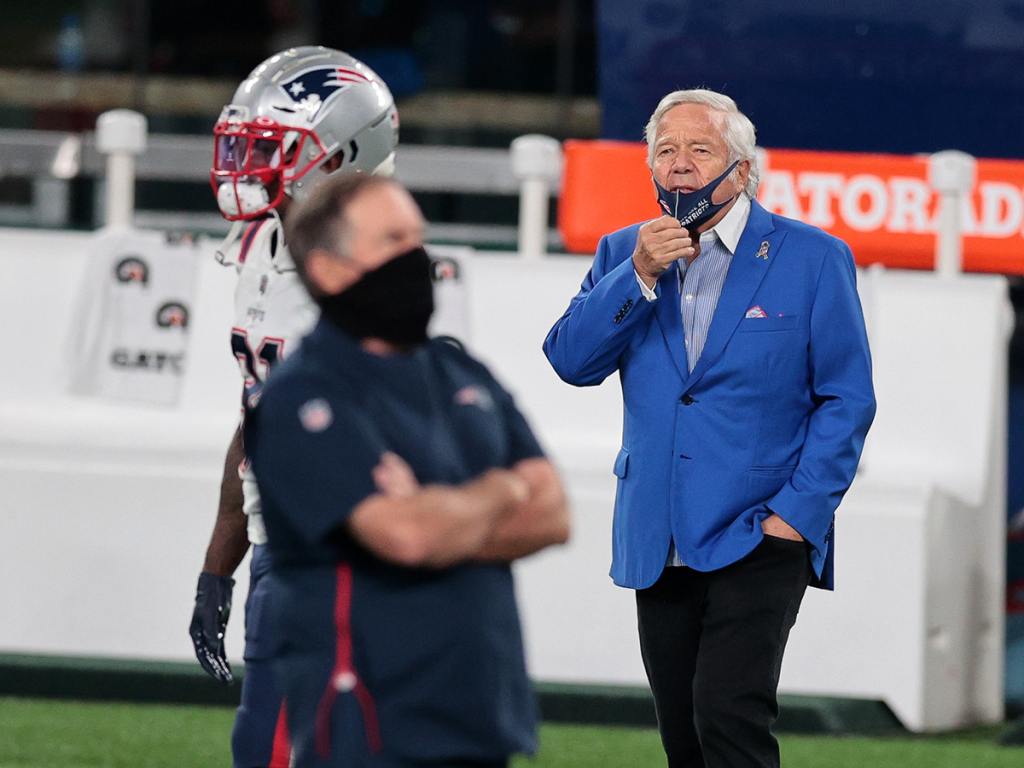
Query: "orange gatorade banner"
558 140 1024 274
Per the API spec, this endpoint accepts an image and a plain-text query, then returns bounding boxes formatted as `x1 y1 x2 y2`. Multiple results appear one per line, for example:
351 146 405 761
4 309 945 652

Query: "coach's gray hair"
644 89 760 198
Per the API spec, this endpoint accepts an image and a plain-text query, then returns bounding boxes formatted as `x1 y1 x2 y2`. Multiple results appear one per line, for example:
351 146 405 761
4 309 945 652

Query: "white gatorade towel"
427 244 472 343
67 227 203 406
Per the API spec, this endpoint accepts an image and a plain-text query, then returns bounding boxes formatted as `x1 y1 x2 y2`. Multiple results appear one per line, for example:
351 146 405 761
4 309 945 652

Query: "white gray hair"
644 88 760 198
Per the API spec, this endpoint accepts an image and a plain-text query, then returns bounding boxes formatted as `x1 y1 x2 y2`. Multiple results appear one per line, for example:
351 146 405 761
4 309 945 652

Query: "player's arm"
474 457 569 561
189 425 249 684
201 426 250 575
348 454 528 568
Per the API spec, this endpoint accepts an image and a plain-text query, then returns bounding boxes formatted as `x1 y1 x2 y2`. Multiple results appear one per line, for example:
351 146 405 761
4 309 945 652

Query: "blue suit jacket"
543 200 875 590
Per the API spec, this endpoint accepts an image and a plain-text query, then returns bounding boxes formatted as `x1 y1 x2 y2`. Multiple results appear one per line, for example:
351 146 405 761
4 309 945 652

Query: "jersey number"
231 328 284 393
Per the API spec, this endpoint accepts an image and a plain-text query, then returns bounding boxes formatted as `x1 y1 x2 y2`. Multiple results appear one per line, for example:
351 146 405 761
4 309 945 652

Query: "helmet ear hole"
322 152 345 174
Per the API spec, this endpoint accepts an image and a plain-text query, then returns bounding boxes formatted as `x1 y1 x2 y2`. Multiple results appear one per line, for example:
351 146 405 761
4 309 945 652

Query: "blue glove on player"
189 571 235 684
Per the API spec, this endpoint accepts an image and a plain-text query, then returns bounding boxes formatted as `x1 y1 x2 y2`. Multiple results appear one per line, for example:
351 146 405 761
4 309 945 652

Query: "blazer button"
680 394 695 405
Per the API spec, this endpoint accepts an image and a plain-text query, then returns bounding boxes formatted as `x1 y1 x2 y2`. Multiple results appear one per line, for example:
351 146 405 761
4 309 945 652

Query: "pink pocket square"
745 305 768 319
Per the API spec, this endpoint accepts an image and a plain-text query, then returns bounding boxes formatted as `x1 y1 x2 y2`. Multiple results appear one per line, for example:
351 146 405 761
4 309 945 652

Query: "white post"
95 109 147 229
927 150 976 278
510 134 562 259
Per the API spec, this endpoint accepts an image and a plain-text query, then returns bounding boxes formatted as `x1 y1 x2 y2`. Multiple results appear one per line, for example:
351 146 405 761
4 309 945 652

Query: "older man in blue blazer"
544 89 875 768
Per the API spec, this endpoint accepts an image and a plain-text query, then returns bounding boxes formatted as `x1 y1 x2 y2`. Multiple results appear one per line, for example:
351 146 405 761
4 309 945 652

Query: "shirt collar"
698 193 751 255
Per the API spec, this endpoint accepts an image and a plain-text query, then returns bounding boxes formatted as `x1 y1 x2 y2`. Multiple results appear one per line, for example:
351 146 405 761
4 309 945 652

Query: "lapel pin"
756 241 770 260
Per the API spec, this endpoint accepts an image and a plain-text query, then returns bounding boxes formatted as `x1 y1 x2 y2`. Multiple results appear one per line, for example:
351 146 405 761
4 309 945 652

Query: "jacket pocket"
738 314 800 333
613 447 629 478
749 463 798 476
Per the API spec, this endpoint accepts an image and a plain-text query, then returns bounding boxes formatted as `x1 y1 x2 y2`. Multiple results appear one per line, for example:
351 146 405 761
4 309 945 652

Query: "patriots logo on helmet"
279 66 371 117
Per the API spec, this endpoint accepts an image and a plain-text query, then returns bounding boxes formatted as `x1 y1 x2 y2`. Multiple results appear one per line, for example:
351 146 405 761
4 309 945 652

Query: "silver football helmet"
211 46 399 221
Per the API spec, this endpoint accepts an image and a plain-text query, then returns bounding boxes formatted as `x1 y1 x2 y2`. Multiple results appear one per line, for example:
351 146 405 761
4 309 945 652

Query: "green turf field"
1 697 1021 768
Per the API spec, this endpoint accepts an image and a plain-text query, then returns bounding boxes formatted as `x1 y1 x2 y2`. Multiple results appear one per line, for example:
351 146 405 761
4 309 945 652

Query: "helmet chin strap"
214 208 296 274
266 208 296 274
214 220 246 267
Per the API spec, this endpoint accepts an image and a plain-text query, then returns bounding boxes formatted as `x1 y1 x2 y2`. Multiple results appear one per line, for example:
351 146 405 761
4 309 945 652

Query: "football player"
189 46 399 768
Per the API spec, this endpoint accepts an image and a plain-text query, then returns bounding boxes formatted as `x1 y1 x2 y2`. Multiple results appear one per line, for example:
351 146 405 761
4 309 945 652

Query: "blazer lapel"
682 201 785 392
654 260 689 382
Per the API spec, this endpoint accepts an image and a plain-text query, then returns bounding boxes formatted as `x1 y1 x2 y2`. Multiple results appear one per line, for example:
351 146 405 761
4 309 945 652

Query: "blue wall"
596 0 1024 159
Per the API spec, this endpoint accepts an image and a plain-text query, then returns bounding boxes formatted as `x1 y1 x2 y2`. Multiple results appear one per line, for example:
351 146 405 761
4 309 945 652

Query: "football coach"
543 88 875 768
245 173 569 767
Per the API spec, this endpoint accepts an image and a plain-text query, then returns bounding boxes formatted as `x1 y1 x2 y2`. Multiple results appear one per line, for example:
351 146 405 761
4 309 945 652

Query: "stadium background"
1 0 1023 765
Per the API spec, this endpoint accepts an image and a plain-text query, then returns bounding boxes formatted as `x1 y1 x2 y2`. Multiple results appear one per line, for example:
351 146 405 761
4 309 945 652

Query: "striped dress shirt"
680 233 732 372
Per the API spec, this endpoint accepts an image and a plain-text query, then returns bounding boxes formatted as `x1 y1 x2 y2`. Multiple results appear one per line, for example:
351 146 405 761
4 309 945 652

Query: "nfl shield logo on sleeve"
298 398 333 432
453 385 494 411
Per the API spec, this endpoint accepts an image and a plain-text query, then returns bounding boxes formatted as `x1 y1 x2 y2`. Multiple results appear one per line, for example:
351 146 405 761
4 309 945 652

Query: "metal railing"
0 123 564 254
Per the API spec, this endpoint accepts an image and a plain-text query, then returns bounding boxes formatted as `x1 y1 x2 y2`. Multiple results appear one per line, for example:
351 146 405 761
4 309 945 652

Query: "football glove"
189 571 235 684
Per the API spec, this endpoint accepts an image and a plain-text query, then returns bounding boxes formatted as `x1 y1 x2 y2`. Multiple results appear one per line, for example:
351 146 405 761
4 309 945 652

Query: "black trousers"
636 536 812 768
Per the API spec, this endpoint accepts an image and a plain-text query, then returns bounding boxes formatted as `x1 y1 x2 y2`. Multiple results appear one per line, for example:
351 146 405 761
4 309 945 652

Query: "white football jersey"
228 216 319 545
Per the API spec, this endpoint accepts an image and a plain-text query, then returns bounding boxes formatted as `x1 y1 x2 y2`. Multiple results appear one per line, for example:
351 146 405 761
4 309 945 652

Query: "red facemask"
210 116 327 220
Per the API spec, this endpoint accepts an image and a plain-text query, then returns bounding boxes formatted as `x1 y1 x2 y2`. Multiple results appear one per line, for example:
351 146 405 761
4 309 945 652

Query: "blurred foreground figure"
245 173 569 767
189 46 398 768
544 88 875 768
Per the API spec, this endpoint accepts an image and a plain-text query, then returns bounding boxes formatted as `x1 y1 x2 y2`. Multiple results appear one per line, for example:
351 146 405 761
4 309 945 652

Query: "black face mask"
319 246 434 346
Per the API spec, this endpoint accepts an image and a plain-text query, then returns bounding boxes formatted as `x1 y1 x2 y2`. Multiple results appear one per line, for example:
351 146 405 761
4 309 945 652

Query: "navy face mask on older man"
654 160 740 232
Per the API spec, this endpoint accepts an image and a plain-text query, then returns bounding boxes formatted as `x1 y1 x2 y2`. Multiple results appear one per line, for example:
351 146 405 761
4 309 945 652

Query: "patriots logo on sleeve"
279 66 371 117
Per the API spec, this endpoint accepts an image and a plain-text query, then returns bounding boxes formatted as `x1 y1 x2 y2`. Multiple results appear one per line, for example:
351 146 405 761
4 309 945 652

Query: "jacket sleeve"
542 232 657 386
768 240 877 554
